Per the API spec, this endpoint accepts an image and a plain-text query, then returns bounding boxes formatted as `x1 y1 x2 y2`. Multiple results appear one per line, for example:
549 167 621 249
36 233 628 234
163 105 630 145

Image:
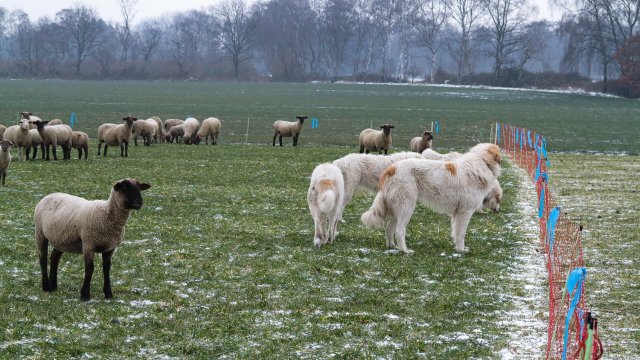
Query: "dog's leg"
312 209 325 247
394 202 416 255
452 210 474 252
385 216 397 248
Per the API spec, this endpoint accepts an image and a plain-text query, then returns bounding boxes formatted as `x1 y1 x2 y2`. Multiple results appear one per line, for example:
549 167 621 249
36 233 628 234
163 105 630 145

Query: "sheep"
71 131 89 160
2 118 31 162
31 120 73 161
272 116 306 146
168 124 185 143
150 116 164 143
307 163 345 247
46 119 63 126
332 151 424 225
132 118 156 146
0 125 6 139
195 117 221 145
358 124 394 154
97 116 137 157
25 129 45 160
34 178 151 301
164 118 184 132
1 139 14 186
182 117 200 144
409 131 433 153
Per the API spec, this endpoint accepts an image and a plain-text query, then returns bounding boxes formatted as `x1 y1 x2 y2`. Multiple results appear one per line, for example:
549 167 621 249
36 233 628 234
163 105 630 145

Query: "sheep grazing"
71 131 89 160
35 178 151 301
182 117 200 145
358 124 394 154
332 151 423 224
164 118 184 133
307 163 344 247
32 120 73 160
132 118 156 146
409 131 433 153
0 139 14 186
168 124 185 143
195 117 221 145
97 116 137 157
0 125 6 139
2 118 31 162
272 116 306 147
149 116 164 143
26 129 45 160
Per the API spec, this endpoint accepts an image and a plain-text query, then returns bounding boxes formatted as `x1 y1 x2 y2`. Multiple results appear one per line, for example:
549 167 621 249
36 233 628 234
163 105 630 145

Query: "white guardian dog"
361 143 502 254
307 163 345 247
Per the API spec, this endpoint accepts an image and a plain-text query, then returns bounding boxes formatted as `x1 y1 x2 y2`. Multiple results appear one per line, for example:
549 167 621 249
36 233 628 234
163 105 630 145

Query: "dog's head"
482 180 503 212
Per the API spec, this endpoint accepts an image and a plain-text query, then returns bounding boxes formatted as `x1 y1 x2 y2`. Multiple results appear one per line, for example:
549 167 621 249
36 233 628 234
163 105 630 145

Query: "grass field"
0 80 638 359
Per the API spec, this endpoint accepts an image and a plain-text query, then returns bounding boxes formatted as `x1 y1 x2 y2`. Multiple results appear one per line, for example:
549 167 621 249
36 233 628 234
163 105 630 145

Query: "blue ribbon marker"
538 180 546 219
548 207 561 257
311 117 319 129
434 120 440 134
535 158 541 181
527 130 532 148
496 122 500 143
563 267 587 360
70 112 77 128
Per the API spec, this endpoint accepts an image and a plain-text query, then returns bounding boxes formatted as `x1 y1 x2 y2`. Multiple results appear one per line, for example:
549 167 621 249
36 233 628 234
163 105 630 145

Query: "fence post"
245 117 250 144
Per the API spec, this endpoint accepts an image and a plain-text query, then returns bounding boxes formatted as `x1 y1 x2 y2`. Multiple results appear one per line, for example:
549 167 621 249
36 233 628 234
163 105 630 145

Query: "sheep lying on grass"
35 178 151 301
26 129 45 160
308 163 344 247
359 124 394 154
183 118 200 145
97 116 137 157
332 151 423 224
32 120 73 160
272 116 306 146
2 118 31 162
71 131 89 160
195 117 221 145
1 139 13 186
410 131 433 153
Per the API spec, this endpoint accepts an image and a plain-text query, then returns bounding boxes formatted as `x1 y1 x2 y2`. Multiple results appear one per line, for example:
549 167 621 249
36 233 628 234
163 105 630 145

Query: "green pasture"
0 80 638 359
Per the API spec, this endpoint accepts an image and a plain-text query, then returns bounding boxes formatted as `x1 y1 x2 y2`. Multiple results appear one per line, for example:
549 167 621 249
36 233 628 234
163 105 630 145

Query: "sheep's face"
122 116 138 127
114 178 151 210
0 140 14 152
20 112 32 119
19 118 32 130
380 124 395 135
423 131 433 141
296 116 307 124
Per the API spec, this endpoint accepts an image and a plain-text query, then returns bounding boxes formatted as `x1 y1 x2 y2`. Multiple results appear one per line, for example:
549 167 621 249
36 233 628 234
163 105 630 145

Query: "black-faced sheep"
97 116 137 157
1 139 14 186
31 120 73 161
71 131 89 160
195 117 221 145
34 178 151 301
2 118 32 162
409 131 433 153
182 118 200 145
272 116 306 147
358 124 394 154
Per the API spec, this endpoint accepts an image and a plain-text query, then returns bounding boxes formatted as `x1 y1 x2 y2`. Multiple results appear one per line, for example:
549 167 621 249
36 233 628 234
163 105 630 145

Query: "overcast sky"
2 0 565 24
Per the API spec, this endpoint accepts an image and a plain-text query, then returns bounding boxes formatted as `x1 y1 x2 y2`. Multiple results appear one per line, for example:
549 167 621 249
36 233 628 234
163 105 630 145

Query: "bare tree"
11 10 36 75
165 10 212 78
321 0 355 81
413 0 448 83
481 0 535 84
446 0 485 84
215 0 256 79
137 19 163 76
56 5 104 74
371 0 407 81
351 0 382 81
116 0 138 76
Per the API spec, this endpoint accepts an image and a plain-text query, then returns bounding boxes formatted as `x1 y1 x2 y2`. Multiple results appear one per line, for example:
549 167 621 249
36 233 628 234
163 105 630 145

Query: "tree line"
0 0 638 97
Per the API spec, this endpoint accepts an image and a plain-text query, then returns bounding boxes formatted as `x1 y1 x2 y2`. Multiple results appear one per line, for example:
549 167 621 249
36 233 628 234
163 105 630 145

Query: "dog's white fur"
307 163 345 247
332 151 424 223
422 148 502 212
361 143 502 254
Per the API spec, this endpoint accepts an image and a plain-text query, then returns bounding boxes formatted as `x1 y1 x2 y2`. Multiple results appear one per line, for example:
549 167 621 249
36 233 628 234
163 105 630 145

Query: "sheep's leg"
293 134 299 146
48 248 63 291
81 251 96 301
1 171 5 186
102 250 114 299
272 133 278 146
103 144 108 156
97 142 102 156
52 144 58 161
84 145 88 159
359 145 365 153
37 236 50 292
133 136 138 146
44 144 50 161
279 135 283 147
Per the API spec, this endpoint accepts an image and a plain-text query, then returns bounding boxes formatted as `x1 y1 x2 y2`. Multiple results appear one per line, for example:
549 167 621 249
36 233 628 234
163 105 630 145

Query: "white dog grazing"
332 152 424 224
307 163 345 247
361 143 502 254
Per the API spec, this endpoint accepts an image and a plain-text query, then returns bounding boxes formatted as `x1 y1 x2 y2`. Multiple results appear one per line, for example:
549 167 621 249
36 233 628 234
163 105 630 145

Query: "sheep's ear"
122 117 128 121
139 183 151 191
113 181 122 191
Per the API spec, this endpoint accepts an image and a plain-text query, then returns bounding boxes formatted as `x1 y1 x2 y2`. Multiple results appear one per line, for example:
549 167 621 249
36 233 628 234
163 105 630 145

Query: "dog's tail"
361 165 396 228
316 179 337 214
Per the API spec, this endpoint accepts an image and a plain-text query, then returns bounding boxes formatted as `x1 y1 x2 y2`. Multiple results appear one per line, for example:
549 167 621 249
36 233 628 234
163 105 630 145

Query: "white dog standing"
361 143 502 254
307 163 345 247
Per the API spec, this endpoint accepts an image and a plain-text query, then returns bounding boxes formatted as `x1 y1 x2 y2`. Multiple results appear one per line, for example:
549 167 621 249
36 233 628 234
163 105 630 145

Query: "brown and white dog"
307 163 345 247
361 143 502 254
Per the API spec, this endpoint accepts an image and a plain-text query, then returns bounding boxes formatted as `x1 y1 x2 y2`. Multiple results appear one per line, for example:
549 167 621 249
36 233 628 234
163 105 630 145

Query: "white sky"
2 0 565 24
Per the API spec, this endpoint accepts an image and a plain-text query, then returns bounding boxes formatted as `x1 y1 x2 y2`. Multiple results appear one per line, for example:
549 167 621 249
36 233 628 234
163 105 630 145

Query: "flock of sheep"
2 110 502 301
